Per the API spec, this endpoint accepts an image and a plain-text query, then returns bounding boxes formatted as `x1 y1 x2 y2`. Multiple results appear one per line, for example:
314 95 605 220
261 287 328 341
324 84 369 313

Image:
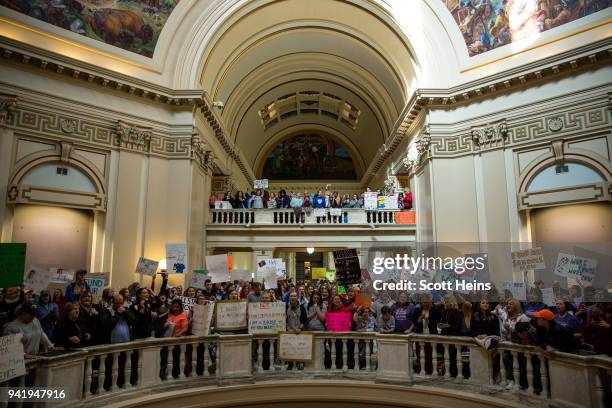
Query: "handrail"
8 333 611 408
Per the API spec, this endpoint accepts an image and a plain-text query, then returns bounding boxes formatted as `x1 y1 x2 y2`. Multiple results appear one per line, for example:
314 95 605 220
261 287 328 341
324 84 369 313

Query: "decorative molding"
548 117 564 132
415 127 431 164
60 141 73 163
7 183 106 212
59 118 77 134
471 120 508 149
191 132 215 173
115 120 152 152
551 140 565 164
0 93 17 125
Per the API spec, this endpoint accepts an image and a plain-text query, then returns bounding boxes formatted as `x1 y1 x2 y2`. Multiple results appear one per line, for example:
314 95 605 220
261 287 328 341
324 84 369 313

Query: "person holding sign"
3 303 54 355
65 269 91 302
325 295 353 369
286 292 307 370
165 299 188 337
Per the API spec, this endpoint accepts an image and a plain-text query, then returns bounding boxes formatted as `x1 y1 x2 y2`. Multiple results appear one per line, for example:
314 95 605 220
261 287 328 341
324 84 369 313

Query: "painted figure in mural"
443 0 611 56
0 0 181 57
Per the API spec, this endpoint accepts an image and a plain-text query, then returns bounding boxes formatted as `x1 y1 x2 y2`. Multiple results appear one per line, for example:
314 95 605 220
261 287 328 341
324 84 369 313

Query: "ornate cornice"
471 120 508 149
191 132 215 173
115 120 152 152
0 93 17 125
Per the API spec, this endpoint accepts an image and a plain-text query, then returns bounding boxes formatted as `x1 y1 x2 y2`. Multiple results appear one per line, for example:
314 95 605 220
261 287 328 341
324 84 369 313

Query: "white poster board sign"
254 179 268 189
166 243 188 274
248 302 286 334
363 192 378 211
136 257 159 276
231 269 252 281
313 208 326 217
330 208 342 217
191 303 214 336
215 301 248 330
0 333 26 382
541 287 556 306
383 194 399 210
502 281 527 301
277 333 313 362
511 247 545 272
49 267 74 284
205 254 230 283
554 253 597 284
23 266 52 293
177 296 196 312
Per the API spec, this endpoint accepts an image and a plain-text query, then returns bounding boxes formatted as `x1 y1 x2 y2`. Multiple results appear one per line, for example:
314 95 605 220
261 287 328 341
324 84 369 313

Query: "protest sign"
0 243 26 288
205 254 230 283
383 194 399 210
554 253 597 284
311 267 327 280
0 333 25 382
189 269 209 289
277 333 313 362
136 257 159 276
326 270 336 281
355 290 372 308
333 249 361 285
338 286 346 295
50 267 75 284
85 272 109 301
191 303 214 336
363 192 378 211
326 312 352 332
541 287 556 306
511 247 545 272
166 243 188 274
231 269 252 281
330 208 342 217
502 281 527 301
254 179 268 189
23 266 51 293
177 296 196 312
313 208 326 217
248 302 286 334
215 300 248 330
256 259 286 285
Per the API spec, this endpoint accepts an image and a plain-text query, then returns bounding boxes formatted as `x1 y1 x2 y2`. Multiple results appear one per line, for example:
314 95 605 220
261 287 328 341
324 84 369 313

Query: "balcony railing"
208 208 411 226
5 333 610 408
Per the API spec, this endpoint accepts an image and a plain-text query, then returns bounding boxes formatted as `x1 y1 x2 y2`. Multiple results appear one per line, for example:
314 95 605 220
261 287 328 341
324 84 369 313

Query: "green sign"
338 285 346 295
0 243 27 288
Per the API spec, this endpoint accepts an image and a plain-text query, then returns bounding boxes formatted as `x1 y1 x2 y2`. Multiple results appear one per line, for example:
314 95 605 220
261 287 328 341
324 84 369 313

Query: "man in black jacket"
533 309 580 353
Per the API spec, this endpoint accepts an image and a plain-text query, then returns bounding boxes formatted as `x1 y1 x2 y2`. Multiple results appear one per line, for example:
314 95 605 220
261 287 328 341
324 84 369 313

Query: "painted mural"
261 134 358 180
0 0 181 57
442 0 610 56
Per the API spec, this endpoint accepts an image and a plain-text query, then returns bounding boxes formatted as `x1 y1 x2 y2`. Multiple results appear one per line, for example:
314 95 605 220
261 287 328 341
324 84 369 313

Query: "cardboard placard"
248 302 286 334
333 249 361 285
330 208 342 217
231 269 252 281
554 252 597 284
189 270 209 290
277 333 313 362
363 192 378 211
254 179 268 189
23 266 52 293
215 300 248 330
205 254 230 283
311 267 327 280
136 257 159 276
355 290 372 308
541 287 556 306
502 281 527 301
49 267 75 284
192 303 214 336
313 208 326 217
177 296 196 312
0 334 26 382
84 272 109 302
511 247 545 272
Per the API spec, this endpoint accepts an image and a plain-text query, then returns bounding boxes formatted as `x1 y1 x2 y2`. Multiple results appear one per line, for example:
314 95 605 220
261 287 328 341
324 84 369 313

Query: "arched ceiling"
197 0 418 180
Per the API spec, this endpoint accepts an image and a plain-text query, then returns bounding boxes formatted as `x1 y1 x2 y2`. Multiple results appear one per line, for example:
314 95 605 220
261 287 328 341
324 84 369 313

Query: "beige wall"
12 205 92 272
531 202 612 243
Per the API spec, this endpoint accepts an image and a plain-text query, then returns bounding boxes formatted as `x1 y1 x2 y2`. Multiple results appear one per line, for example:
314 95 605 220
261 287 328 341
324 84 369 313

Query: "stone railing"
4 333 610 408
208 208 410 226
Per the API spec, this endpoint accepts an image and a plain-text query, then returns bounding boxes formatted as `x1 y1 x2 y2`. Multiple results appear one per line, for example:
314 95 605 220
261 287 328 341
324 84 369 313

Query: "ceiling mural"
261 134 358 181
442 0 610 56
0 0 181 57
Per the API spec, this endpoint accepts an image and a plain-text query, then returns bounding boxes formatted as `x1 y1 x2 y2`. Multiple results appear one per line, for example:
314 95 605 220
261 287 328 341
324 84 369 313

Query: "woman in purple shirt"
391 292 415 334
554 300 582 334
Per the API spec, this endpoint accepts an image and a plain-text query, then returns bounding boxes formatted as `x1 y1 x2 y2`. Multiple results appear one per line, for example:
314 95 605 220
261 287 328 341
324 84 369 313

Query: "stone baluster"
270 339 277 370
178 344 186 379
457 347 465 381
110 352 120 391
202 342 209 376
443 344 451 378
190 343 198 377
331 339 337 371
525 352 534 394
419 341 427 376
365 338 371 371
124 351 133 388
541 354 549 397
512 351 520 390
500 351 507 384
257 340 264 373
83 356 93 398
342 339 348 371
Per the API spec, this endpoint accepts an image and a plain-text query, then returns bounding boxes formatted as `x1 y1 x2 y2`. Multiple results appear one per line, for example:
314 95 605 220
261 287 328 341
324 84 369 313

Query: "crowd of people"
208 185 413 210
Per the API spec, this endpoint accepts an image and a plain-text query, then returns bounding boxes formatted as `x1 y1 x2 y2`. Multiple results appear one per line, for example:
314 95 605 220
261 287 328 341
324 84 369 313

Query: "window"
21 163 97 193
527 163 604 192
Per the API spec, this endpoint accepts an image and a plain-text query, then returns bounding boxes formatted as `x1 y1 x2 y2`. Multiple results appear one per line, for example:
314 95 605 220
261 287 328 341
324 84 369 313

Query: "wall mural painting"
0 0 181 57
442 0 610 56
261 134 358 180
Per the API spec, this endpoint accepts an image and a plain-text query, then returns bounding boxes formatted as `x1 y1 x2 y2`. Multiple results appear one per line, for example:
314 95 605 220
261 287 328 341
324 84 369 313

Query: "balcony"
208 208 414 227
9 333 610 408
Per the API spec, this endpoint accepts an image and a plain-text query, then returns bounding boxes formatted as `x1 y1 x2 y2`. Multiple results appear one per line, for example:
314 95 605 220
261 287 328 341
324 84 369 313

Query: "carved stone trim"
0 94 18 125
59 118 77 134
415 127 431 164
551 140 564 164
191 132 215 173
60 141 73 163
115 120 152 152
548 117 564 132
471 120 508 149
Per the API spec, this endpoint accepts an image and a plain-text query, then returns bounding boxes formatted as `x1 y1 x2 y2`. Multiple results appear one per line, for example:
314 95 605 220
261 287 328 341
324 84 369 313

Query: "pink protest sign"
325 311 352 332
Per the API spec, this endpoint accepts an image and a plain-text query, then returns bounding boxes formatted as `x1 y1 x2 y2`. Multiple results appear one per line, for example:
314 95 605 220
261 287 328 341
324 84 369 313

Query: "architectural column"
0 94 17 242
